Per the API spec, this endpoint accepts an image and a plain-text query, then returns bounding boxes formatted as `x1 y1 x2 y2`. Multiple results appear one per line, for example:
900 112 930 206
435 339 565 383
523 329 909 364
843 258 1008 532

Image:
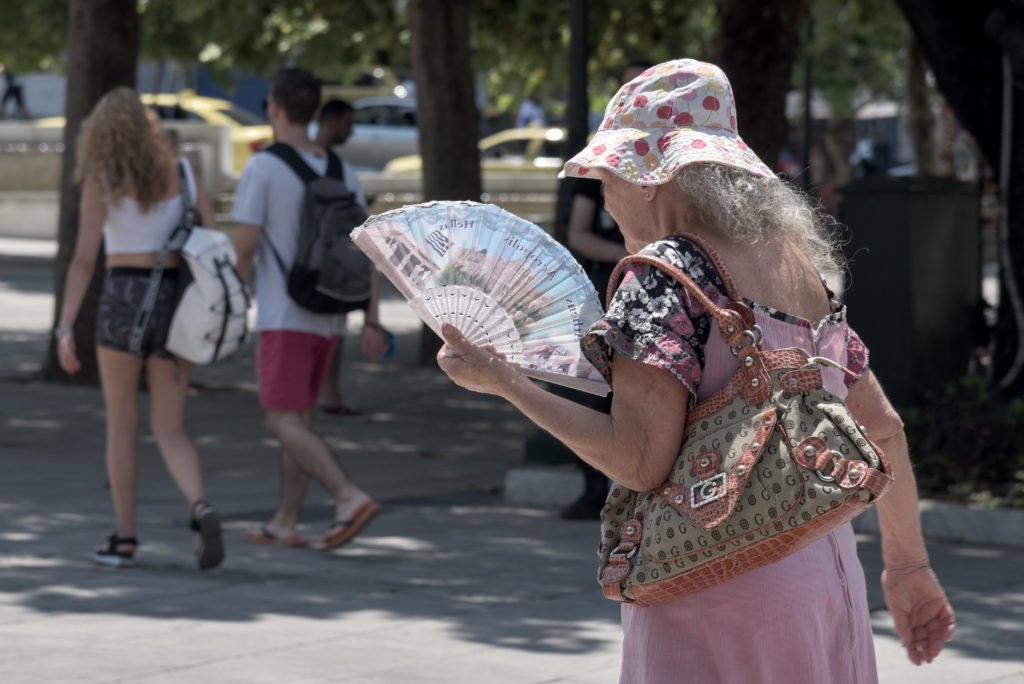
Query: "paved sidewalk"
1 242 1022 683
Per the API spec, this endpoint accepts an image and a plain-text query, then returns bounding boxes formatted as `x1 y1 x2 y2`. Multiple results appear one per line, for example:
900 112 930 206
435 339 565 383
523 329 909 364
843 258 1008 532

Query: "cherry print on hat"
559 58 773 185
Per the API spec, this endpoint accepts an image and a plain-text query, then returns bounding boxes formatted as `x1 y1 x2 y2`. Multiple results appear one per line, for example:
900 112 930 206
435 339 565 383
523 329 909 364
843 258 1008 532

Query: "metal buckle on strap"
815 450 845 482
609 544 638 559
730 325 764 356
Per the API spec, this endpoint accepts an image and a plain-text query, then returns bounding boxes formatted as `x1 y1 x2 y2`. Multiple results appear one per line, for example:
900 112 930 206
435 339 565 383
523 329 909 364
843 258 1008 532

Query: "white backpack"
130 160 249 364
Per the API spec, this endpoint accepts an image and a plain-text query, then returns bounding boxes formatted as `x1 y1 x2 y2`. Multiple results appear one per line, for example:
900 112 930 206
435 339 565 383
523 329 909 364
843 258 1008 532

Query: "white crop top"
102 158 197 254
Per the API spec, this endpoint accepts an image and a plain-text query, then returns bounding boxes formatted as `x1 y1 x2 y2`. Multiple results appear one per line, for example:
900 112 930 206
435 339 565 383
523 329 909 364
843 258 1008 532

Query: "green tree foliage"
471 0 717 119
0 1 407 82
3 1 905 127
0 0 69 72
138 0 406 81
805 0 907 118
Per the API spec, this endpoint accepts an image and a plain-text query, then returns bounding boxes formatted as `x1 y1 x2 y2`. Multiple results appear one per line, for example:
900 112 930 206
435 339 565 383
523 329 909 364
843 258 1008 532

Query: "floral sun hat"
559 58 773 185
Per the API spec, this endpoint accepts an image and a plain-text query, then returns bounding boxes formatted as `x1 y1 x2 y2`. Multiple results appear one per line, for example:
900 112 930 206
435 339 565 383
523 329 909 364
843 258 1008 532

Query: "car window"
218 105 267 126
537 139 567 159
150 104 201 121
353 106 388 125
353 105 416 127
482 139 528 161
533 139 568 167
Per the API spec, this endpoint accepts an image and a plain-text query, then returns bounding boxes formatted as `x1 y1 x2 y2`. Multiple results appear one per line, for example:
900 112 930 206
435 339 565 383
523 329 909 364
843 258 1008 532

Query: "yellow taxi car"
382 126 567 176
321 66 410 104
362 126 568 223
35 90 272 176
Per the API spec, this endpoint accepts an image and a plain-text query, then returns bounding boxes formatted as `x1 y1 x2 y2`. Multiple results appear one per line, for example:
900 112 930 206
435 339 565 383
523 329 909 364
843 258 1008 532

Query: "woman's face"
595 170 655 252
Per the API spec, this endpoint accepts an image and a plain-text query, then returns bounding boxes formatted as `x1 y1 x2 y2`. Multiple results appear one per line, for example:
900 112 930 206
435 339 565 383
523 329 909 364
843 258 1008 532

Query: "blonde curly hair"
75 87 174 212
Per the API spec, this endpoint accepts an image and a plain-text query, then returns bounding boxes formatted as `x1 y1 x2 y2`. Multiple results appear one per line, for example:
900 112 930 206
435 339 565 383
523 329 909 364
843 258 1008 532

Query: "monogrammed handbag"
597 238 893 606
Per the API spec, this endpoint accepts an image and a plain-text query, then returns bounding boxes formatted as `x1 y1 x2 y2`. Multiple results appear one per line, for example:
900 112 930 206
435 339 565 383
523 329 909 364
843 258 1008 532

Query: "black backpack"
266 142 371 314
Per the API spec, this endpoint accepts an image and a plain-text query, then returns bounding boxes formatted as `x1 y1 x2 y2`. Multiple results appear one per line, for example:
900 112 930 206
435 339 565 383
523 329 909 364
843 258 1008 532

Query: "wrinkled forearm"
496 371 666 488
873 430 931 569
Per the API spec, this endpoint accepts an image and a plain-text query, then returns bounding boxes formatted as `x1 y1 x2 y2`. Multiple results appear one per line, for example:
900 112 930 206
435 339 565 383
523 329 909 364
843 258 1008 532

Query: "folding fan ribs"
351 200 611 395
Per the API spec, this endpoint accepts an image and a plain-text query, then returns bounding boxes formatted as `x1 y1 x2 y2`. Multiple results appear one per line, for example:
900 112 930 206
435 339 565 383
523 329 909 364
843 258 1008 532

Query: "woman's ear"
643 185 658 202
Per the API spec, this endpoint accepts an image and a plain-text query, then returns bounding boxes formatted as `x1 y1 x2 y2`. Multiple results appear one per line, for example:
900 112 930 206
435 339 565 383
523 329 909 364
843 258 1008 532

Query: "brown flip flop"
321 404 365 417
315 501 381 551
243 525 309 548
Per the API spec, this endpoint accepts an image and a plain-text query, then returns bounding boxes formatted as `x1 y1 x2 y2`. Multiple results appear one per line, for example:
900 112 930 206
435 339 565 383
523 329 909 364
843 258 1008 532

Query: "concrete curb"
851 499 1024 547
0 237 57 263
504 467 583 509
504 467 1024 548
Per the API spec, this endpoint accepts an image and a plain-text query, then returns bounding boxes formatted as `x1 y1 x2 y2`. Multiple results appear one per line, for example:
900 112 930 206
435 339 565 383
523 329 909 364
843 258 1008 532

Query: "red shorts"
256 330 339 411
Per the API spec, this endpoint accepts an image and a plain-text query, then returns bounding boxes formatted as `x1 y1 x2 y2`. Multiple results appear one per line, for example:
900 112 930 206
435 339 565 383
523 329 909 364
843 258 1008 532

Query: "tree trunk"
552 0 589 246
408 0 482 365
894 0 1002 167
39 0 138 384
904 29 936 176
715 0 810 171
895 0 1024 396
984 5 1024 396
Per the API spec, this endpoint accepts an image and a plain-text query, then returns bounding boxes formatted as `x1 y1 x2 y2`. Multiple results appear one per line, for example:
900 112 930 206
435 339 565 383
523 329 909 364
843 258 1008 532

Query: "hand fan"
351 200 610 396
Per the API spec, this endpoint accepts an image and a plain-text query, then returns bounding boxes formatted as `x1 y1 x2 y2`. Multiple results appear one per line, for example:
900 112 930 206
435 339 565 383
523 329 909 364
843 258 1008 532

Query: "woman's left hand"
436 323 519 396
57 332 81 375
881 563 956 665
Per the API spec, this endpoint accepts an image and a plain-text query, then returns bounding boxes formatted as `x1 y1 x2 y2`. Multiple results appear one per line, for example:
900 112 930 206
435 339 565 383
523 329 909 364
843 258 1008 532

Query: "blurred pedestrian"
56 87 225 570
313 99 370 417
560 61 650 520
232 69 387 551
515 92 545 128
438 58 955 681
1 69 30 119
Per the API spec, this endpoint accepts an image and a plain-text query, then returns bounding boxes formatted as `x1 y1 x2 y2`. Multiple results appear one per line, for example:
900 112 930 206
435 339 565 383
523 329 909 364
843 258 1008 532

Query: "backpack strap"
325 149 344 181
128 161 193 356
266 142 344 182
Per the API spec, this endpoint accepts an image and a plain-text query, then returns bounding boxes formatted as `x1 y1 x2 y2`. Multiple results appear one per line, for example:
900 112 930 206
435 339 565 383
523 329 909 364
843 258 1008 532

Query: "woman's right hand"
436 323 518 396
57 332 81 375
881 563 956 665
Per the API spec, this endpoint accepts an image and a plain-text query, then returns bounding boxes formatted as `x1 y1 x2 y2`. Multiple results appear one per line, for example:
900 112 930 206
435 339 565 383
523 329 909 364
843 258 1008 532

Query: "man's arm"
359 263 390 361
233 222 261 284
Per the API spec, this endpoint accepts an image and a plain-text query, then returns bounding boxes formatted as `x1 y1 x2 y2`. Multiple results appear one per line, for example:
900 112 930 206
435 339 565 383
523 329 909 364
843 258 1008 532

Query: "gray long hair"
673 163 843 277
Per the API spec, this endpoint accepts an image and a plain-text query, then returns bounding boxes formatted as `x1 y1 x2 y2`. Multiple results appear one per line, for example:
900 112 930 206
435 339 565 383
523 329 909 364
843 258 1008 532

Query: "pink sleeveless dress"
581 236 877 684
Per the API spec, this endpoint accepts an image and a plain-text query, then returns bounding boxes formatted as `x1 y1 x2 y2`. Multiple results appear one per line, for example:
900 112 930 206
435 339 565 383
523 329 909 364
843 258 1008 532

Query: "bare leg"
264 412 312 536
147 354 224 568
146 355 204 507
97 347 144 542
264 409 371 524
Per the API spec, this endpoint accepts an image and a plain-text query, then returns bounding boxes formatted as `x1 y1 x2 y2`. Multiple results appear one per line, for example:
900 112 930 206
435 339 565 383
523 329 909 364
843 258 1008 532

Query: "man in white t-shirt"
232 68 388 551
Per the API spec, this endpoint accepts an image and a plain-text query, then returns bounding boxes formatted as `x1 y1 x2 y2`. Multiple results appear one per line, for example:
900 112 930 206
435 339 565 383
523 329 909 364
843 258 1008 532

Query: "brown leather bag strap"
607 254 752 349
673 231 742 301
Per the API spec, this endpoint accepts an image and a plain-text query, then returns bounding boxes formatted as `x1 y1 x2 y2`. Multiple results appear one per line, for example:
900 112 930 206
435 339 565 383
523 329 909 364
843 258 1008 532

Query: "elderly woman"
438 59 954 682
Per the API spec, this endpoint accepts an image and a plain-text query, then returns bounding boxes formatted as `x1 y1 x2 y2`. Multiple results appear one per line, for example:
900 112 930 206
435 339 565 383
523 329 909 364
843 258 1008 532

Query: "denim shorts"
96 267 179 359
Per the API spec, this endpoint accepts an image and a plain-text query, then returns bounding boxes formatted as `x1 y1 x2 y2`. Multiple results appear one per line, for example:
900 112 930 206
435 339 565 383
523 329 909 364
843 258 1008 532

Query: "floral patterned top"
580 236 869 401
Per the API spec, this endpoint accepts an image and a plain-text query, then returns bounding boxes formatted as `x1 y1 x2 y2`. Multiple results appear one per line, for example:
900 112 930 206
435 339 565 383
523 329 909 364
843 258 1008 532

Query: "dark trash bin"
839 175 980 407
